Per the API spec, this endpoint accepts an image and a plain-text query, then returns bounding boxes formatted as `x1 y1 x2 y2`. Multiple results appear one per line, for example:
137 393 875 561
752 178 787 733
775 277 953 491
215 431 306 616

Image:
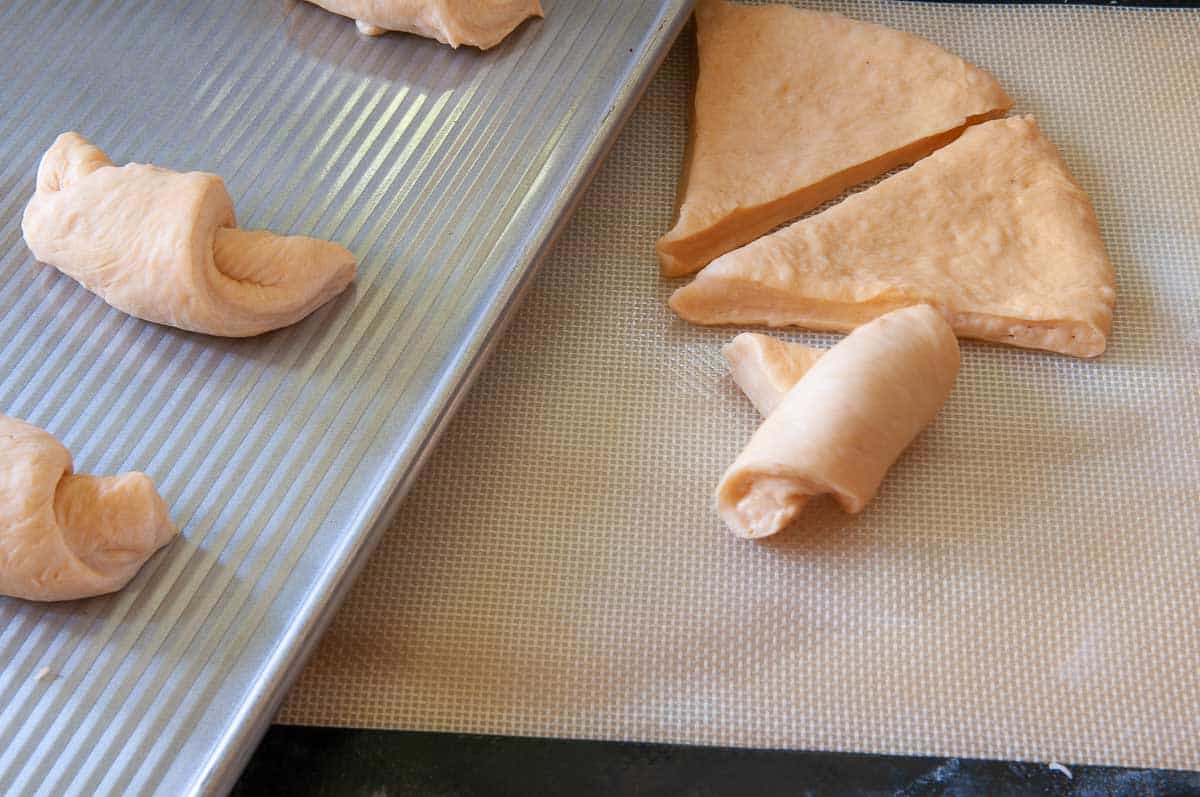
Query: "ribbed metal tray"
0 1 692 794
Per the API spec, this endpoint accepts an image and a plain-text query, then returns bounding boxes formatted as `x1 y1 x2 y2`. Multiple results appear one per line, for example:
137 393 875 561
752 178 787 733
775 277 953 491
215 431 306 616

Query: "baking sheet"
0 1 692 794
280 0 1200 771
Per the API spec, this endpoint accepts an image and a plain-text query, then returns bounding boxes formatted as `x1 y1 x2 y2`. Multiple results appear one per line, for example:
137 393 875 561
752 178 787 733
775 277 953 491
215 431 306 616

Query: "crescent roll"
717 305 959 539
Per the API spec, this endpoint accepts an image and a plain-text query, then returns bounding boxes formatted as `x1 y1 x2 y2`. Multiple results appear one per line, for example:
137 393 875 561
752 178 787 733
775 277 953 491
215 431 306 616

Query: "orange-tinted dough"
657 0 1011 277
723 333 822 416
717 306 959 539
672 117 1115 358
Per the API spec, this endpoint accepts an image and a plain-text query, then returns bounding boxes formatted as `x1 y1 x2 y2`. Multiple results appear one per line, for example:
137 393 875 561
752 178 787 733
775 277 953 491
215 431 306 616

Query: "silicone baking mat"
281 1 1200 770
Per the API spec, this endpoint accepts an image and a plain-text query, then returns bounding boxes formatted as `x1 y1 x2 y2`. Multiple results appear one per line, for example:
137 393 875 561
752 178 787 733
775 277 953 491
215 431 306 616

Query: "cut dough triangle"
671 116 1116 358
657 0 1012 277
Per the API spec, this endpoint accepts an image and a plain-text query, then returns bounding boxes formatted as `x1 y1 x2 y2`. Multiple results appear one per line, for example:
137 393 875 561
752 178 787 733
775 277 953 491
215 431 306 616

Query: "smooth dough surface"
307 0 543 49
671 117 1116 358
0 415 177 602
22 132 356 338
723 332 822 416
717 305 959 539
657 0 1012 276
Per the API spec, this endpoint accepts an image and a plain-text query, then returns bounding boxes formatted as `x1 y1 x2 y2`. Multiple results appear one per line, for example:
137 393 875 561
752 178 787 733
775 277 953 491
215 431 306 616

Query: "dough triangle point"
658 0 1012 276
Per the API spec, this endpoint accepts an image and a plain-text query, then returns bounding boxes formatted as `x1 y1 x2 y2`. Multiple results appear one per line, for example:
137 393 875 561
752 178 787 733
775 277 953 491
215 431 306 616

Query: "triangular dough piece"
671 117 1116 358
657 0 1012 277
723 332 822 416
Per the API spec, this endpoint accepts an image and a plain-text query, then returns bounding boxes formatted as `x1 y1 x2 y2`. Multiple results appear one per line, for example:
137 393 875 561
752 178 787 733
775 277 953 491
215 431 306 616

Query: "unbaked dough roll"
307 0 543 49
0 415 177 602
22 133 355 337
717 304 959 539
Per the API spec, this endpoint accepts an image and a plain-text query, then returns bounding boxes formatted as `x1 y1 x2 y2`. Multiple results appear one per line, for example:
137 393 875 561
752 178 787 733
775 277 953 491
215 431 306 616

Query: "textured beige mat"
279 1 1200 770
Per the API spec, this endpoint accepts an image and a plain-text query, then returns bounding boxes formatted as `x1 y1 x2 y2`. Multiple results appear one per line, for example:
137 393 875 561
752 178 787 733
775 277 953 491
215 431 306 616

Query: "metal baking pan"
0 1 693 793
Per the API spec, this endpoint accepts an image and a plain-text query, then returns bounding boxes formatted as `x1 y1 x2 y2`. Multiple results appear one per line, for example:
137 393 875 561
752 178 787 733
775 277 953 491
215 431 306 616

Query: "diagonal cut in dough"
672 116 1116 358
306 0 543 49
723 332 822 417
718 305 959 539
657 0 1012 277
22 133 356 338
0 415 177 602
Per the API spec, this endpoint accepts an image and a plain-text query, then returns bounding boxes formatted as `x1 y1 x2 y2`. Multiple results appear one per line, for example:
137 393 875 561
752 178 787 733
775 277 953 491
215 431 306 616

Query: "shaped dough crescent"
22 133 356 338
0 415 177 602
306 0 543 49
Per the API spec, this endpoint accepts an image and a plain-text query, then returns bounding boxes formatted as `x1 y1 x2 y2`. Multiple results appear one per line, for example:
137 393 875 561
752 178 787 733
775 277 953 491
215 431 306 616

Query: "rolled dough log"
717 305 959 539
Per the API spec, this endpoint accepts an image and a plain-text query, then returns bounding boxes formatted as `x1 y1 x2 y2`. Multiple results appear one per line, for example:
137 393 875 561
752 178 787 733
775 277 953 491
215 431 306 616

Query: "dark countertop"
234 726 1200 796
